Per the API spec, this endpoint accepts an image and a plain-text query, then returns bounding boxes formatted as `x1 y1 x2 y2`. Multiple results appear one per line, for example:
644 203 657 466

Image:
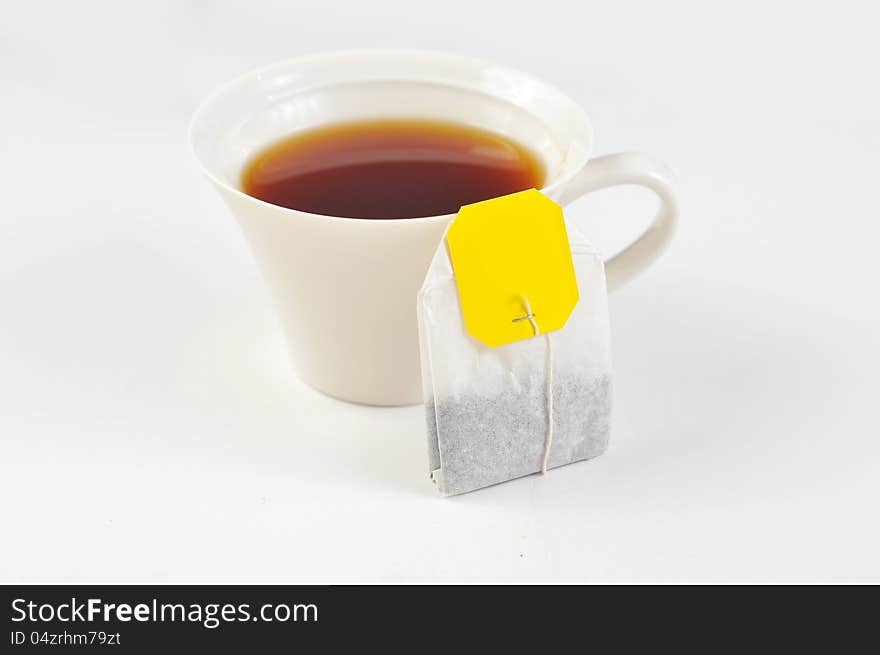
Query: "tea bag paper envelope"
418 190 612 497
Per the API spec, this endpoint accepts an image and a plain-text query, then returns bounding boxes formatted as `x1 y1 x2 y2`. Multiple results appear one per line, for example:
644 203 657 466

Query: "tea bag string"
514 297 554 474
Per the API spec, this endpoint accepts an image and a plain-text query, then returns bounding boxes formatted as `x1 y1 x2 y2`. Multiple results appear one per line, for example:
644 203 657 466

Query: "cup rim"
189 49 593 224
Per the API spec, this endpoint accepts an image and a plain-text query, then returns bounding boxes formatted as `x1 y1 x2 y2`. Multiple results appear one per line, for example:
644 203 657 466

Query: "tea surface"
241 119 545 219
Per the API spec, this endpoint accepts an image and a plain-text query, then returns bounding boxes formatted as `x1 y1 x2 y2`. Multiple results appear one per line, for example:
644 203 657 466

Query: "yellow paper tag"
447 189 579 348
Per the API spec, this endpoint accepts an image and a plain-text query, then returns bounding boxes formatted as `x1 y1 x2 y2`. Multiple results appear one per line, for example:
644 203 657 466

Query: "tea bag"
418 190 612 496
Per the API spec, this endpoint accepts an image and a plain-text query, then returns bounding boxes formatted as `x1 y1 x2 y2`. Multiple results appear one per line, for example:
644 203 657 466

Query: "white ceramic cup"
190 50 677 406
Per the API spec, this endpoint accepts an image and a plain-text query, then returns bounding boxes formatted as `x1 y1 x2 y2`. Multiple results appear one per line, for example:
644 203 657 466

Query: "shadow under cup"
190 51 593 406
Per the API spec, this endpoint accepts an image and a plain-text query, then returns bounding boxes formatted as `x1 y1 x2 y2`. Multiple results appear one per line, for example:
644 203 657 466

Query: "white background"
2 0 879 583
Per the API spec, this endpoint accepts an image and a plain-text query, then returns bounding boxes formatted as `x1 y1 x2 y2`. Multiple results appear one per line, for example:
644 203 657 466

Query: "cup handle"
558 152 678 291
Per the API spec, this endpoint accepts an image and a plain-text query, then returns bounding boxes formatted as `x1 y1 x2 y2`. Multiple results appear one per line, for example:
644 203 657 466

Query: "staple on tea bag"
418 190 612 497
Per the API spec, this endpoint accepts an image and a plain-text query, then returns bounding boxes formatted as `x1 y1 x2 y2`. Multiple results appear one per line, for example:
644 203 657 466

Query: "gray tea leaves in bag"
417 190 612 496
